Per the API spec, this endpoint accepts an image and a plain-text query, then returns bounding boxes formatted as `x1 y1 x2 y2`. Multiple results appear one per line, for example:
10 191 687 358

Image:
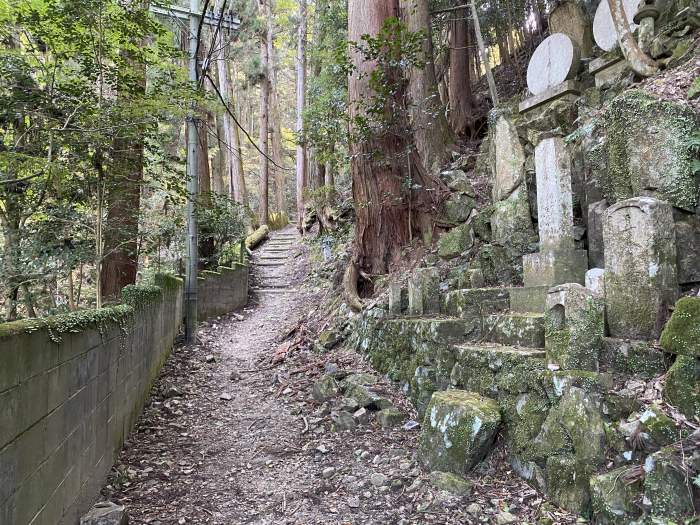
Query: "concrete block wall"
0 275 183 525
197 264 249 321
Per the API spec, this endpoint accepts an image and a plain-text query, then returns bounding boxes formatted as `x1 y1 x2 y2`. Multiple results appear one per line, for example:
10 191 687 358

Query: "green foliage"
197 192 248 267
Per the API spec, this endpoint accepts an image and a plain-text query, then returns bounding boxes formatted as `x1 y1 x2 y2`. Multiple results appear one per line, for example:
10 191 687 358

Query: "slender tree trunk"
399 0 454 174
269 57 286 214
295 0 308 231
349 0 446 274
447 8 474 137
258 0 271 225
227 61 247 204
470 0 499 106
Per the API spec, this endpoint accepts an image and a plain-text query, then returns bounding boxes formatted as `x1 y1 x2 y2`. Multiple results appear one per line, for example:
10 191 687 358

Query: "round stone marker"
593 0 639 52
526 33 581 96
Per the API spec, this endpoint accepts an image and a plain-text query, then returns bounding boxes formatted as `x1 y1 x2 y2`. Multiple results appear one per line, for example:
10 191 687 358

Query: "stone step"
484 312 545 348
254 262 285 267
256 256 288 261
444 288 511 317
252 287 297 294
383 318 480 345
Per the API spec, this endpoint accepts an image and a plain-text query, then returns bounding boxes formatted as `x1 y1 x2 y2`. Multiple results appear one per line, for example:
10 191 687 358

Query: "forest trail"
100 227 562 525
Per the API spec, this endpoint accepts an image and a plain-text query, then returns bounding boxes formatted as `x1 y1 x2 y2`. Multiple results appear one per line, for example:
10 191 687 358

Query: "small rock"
331 410 356 431
324 362 339 375
347 496 360 509
312 375 339 403
369 472 388 487
229 370 242 381
80 502 128 525
341 373 378 387
406 479 422 493
322 467 336 479
353 407 370 425
403 420 420 431
466 503 482 515
219 393 232 401
163 386 182 399
377 407 404 429
428 471 472 496
205 354 216 363
495 512 518 525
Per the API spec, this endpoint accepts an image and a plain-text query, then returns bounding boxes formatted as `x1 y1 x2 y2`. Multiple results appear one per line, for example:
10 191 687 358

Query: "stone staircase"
250 230 299 295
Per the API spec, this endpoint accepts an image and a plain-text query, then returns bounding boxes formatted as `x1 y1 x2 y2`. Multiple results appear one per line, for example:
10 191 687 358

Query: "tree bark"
447 8 474 137
349 0 446 274
258 0 271 225
101 1 149 301
227 62 247 204
295 0 308 230
269 42 286 214
607 0 658 77
399 0 454 175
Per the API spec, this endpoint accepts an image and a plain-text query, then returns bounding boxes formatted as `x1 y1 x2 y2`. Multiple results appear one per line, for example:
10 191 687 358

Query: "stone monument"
523 137 588 288
520 34 582 113
603 197 678 339
588 0 638 86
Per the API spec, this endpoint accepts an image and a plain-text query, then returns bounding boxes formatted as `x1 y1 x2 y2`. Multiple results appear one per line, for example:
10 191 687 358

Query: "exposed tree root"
343 261 364 312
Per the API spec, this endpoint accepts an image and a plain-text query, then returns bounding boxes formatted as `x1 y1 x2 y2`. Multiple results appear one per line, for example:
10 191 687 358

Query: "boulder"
590 467 643 524
660 297 700 357
437 224 474 260
418 390 501 474
80 502 128 525
663 355 700 420
441 193 476 225
643 447 696 519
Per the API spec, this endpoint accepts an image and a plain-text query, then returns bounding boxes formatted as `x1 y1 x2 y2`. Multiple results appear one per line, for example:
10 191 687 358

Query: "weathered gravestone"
593 0 639 51
603 197 678 339
526 33 581 96
549 1 593 57
523 137 588 288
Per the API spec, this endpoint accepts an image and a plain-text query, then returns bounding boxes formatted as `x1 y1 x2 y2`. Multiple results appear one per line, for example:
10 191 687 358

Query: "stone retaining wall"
0 274 183 525
198 264 249 320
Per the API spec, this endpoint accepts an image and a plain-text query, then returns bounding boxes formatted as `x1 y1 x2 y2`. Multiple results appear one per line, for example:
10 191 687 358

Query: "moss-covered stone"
545 284 604 371
418 390 501 474
428 471 473 496
437 223 475 260
589 466 643 524
444 287 510 317
471 205 494 242
545 455 593 515
659 297 700 357
601 90 699 212
474 244 519 286
663 354 700 419
637 405 679 447
643 447 696 519
441 193 476 225
312 375 339 402
600 338 670 378
376 407 403 429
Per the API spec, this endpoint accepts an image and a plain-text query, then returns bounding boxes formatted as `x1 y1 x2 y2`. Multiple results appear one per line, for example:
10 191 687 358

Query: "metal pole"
185 0 200 344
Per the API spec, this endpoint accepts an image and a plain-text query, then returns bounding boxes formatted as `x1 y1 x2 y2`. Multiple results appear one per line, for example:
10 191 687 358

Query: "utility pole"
185 0 200 345
150 2 240 345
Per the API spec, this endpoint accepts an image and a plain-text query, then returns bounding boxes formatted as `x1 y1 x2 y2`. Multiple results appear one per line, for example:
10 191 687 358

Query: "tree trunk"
607 0 658 77
101 1 149 301
349 0 446 274
399 0 454 175
214 5 246 203
447 8 474 137
295 0 308 231
269 45 286 214
258 0 271 225
227 62 247 204
470 0 499 106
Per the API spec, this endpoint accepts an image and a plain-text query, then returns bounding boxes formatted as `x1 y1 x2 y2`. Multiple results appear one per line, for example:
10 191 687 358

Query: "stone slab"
593 0 639 51
587 200 608 268
523 250 588 288
444 288 511 317
510 286 548 313
604 197 678 339
534 137 576 253
527 33 581 96
493 115 526 202
519 81 582 114
549 1 593 56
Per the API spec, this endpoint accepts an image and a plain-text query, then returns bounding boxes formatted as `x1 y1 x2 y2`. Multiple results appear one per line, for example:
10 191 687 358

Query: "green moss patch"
660 297 700 357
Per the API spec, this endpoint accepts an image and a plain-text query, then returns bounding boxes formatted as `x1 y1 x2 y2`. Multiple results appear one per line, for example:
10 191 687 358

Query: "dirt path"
101 228 576 525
